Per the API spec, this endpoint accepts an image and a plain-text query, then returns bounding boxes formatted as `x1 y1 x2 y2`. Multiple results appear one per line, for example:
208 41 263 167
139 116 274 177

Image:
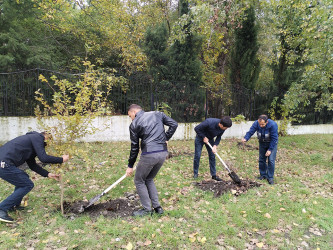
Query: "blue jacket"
194 118 225 146
0 131 63 177
244 119 278 151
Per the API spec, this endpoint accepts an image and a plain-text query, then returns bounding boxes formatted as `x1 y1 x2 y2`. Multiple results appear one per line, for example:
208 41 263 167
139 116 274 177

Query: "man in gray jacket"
126 104 178 216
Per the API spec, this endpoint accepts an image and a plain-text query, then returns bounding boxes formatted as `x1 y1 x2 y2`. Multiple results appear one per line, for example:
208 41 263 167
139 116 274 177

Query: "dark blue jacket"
0 131 63 177
244 119 278 151
194 118 225 146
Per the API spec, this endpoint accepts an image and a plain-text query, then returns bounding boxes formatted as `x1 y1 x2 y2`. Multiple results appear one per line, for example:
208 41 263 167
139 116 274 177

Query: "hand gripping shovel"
82 166 136 211
207 142 241 184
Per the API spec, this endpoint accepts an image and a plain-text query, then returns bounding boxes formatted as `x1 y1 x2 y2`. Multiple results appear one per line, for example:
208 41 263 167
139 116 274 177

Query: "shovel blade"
85 193 103 209
228 171 241 184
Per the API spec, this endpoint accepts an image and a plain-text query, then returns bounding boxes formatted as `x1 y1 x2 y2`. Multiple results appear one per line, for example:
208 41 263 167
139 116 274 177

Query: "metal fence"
4 68 330 124
0 68 260 122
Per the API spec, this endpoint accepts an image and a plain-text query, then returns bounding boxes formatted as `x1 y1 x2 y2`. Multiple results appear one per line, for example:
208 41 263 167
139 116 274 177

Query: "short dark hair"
128 104 142 111
220 116 232 127
41 131 52 141
258 114 268 122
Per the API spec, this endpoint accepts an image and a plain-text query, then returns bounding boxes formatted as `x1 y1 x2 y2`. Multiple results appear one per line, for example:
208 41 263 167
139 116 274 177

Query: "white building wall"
0 116 332 143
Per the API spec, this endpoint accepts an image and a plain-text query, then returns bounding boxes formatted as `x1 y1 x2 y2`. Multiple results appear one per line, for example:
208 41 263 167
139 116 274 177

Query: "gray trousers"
134 151 168 210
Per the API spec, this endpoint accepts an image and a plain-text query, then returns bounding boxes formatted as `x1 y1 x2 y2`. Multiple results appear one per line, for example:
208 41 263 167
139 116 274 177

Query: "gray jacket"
128 110 178 167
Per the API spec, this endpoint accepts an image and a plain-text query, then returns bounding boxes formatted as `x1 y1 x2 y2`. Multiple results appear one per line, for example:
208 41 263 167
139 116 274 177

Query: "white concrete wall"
0 116 332 143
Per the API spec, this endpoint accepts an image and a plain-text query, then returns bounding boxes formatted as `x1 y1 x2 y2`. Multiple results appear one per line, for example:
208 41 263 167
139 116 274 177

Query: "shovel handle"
206 142 232 173
101 166 137 196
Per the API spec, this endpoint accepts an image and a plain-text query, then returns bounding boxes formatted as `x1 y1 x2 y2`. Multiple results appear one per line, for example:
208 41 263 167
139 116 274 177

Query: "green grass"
0 134 332 249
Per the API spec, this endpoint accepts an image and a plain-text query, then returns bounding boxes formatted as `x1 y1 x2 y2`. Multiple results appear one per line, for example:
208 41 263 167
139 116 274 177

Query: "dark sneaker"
0 210 14 223
212 175 223 182
9 205 25 212
133 208 152 217
267 179 274 185
193 174 198 179
256 175 267 180
154 206 164 215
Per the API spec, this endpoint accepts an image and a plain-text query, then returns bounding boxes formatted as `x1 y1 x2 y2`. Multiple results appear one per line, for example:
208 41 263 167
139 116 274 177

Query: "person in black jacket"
126 104 178 217
0 131 69 223
193 117 233 181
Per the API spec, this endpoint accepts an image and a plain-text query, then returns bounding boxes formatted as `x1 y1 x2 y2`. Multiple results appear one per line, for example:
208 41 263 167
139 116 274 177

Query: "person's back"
0 132 41 167
131 111 168 152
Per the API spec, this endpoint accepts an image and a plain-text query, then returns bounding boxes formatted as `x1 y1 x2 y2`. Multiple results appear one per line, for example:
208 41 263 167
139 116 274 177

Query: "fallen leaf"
264 213 271 218
189 237 196 243
216 238 224 245
256 242 264 248
280 207 286 211
125 242 133 250
144 240 151 246
301 241 309 247
199 237 207 243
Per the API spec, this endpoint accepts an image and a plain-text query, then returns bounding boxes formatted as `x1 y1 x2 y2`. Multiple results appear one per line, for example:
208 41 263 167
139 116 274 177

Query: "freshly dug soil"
62 180 261 219
63 193 141 219
195 179 261 197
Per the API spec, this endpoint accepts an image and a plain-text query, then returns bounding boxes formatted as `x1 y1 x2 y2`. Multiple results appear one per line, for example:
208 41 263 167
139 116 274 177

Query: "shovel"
81 166 136 211
206 142 241 184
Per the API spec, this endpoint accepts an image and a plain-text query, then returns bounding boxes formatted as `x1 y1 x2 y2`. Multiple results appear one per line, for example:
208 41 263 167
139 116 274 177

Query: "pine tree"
229 6 260 90
162 0 205 122
144 23 169 84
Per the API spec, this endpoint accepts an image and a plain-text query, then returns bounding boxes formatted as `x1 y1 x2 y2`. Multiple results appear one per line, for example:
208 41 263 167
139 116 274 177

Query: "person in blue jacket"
242 115 278 185
193 116 233 181
0 131 69 223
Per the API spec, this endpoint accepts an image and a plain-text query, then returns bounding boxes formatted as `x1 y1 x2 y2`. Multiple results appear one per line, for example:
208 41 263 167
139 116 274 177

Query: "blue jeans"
193 136 216 176
0 164 34 212
258 142 278 180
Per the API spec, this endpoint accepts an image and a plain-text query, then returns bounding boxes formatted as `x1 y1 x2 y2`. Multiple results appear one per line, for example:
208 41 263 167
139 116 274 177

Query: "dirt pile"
63 193 141 219
195 179 261 197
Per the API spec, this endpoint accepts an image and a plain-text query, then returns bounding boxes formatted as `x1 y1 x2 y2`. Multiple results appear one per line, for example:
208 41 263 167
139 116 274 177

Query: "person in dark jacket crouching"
126 104 178 217
242 115 278 185
0 131 69 223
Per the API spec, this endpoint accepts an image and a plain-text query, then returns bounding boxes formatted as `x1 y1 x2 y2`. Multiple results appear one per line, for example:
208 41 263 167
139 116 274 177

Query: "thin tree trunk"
60 174 64 215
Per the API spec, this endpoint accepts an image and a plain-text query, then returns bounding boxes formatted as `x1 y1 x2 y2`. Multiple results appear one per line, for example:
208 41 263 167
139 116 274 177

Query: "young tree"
35 61 126 213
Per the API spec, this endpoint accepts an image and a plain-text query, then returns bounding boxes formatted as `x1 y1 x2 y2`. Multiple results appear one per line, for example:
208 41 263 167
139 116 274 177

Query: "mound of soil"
63 193 141 219
195 179 261 197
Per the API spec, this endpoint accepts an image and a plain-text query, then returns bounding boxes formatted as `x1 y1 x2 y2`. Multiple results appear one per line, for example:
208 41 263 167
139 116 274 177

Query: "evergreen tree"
229 6 260 90
162 0 204 122
0 0 82 71
144 23 169 83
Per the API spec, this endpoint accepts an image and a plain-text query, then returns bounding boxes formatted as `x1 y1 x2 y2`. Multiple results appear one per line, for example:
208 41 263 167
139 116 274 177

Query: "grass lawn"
0 134 332 249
